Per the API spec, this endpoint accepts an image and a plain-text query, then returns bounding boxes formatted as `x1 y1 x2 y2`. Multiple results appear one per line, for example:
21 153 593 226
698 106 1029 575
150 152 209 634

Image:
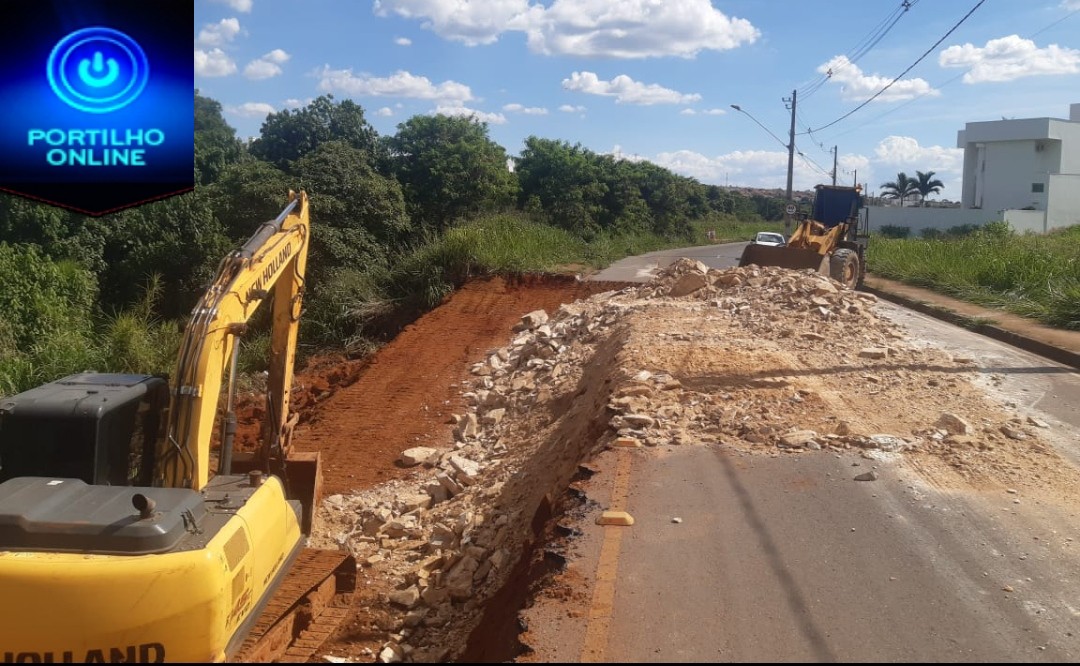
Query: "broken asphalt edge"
859 283 1080 372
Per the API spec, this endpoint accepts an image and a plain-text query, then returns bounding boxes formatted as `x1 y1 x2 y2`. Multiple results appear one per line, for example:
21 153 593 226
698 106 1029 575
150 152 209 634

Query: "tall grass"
0 277 181 396
868 224 1080 329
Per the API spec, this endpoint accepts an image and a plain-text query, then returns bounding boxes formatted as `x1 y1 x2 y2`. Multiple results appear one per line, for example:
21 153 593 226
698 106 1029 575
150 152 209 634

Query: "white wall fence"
863 205 1067 235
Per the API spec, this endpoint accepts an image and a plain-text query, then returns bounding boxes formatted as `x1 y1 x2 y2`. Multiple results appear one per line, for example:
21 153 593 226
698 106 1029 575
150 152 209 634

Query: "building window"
1032 183 1045 193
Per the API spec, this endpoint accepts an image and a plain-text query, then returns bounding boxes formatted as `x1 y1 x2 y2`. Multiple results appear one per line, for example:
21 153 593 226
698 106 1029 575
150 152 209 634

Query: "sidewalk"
862 274 1080 371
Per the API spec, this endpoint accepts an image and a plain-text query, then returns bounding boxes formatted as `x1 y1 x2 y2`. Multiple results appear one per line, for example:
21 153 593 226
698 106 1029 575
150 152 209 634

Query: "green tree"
0 243 97 351
514 137 607 237
913 170 944 206
388 114 518 232
195 90 244 185
206 157 293 240
249 95 383 171
880 172 918 207
291 140 410 271
96 191 232 317
596 157 652 233
0 195 111 275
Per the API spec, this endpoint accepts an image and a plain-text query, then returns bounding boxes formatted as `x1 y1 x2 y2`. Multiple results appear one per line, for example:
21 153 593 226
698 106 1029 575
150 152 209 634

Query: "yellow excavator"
0 191 355 663
738 184 868 289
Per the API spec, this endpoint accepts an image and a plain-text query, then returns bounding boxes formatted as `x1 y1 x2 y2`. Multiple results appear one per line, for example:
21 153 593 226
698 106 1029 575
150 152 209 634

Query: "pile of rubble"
313 258 1053 663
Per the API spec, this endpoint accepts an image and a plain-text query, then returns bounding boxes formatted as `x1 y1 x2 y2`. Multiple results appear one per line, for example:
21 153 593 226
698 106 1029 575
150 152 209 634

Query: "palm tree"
880 172 918 207
913 170 944 206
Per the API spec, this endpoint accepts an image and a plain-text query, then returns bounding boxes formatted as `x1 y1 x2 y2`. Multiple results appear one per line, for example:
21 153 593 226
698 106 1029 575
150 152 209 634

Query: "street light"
729 105 788 150
729 94 799 229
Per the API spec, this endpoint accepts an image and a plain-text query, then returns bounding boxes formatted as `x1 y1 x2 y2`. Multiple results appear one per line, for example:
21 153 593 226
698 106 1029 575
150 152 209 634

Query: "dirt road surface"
241 259 1080 663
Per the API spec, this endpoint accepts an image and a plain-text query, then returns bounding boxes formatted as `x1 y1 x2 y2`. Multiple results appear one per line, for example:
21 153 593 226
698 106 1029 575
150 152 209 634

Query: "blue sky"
194 0 1080 201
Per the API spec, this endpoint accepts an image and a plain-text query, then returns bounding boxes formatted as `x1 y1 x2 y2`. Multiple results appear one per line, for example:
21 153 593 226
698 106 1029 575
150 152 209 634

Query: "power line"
797 0 921 101
797 3 908 97
808 0 987 134
797 151 833 179
822 6 1080 140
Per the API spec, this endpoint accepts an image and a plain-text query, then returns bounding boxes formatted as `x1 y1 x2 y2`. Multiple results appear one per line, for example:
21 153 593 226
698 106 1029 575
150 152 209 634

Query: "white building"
956 102 1080 233
866 103 1080 235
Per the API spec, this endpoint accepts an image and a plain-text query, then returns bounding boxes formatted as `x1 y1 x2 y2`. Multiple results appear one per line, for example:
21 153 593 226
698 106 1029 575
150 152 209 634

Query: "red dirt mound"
232 275 629 496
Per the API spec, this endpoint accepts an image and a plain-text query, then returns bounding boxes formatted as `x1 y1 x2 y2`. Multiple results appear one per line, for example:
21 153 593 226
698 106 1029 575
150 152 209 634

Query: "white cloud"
681 107 727 116
558 104 586 113
431 104 507 125
377 107 394 117
244 49 290 80
651 143 961 199
194 48 237 77
373 0 758 58
395 36 412 46
562 72 701 105
227 102 275 118
282 98 310 109
503 103 548 115
212 0 253 12
652 148 870 191
263 49 290 64
873 136 963 171
870 136 963 198
608 145 647 162
317 67 474 102
816 55 938 102
197 17 241 47
680 109 697 115
1063 0 1080 10
527 0 759 58
374 0 533 46
939 35 1080 83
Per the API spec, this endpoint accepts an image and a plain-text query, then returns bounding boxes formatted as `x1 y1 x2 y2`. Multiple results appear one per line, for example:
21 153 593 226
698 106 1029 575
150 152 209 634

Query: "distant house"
956 103 1080 233
866 103 1080 235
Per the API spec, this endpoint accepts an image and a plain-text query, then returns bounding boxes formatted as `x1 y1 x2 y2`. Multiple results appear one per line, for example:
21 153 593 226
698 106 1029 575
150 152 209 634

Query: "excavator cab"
738 184 869 288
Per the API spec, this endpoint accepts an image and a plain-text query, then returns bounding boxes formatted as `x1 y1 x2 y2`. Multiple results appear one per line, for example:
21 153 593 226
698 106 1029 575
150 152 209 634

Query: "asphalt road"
518 242 1080 663
590 241 750 282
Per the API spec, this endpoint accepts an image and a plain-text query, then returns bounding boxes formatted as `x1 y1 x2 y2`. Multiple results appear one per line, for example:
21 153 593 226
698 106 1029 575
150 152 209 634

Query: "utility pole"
783 89 797 229
832 145 838 186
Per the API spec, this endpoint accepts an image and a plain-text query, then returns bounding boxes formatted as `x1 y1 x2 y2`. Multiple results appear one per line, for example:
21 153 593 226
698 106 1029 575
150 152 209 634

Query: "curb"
860 285 1080 372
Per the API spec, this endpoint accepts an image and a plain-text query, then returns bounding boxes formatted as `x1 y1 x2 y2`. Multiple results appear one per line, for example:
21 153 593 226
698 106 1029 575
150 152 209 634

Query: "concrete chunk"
935 412 972 435
596 511 635 526
400 446 438 467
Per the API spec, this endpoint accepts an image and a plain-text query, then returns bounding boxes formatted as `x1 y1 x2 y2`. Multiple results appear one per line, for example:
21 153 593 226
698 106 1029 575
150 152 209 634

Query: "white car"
751 232 786 247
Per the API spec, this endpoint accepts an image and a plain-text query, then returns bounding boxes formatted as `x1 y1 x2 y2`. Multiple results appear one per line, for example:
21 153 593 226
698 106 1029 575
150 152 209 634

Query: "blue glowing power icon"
47 27 149 113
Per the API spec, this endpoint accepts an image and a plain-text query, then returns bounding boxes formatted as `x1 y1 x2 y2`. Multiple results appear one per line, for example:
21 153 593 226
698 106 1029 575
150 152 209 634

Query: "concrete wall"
865 203 1077 236
865 206 997 235
1047 173 1080 231
1002 210 1046 234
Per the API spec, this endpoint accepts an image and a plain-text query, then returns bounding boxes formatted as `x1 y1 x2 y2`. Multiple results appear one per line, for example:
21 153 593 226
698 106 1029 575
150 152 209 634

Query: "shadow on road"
713 447 837 662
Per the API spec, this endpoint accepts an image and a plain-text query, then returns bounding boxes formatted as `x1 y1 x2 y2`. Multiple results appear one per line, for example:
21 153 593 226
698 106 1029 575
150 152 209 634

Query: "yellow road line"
580 450 634 663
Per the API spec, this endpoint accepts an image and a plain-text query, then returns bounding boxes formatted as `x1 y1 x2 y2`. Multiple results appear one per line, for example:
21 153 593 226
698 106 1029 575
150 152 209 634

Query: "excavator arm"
158 191 310 491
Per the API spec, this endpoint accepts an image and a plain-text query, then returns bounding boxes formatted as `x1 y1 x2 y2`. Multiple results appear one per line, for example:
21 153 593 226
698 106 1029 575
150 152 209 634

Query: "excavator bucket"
738 244 829 274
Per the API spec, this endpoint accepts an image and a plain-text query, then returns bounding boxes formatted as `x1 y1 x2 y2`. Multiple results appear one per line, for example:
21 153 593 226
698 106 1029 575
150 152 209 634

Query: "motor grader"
738 184 868 289
0 191 355 663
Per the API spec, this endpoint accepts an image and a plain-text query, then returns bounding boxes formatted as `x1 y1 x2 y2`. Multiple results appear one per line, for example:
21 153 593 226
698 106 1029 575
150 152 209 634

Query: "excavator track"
233 548 357 663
